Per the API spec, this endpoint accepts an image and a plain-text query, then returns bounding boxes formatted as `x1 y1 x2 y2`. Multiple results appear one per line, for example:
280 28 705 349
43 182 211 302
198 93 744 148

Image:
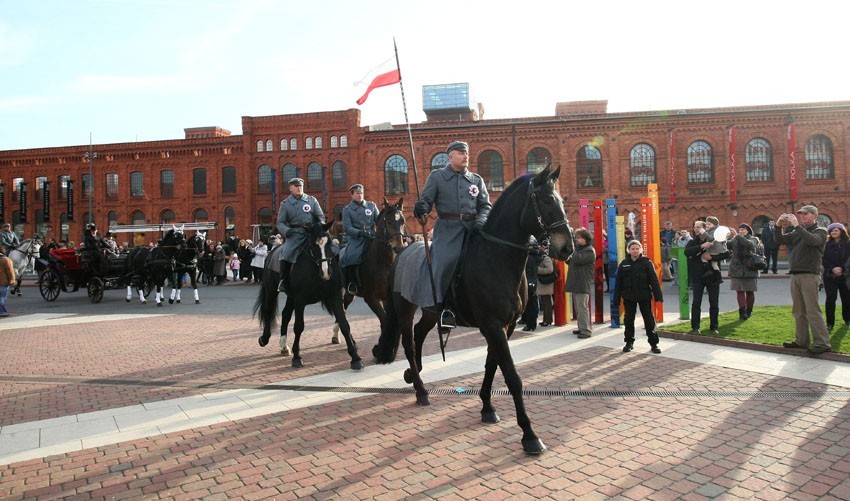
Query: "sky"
1 0 848 151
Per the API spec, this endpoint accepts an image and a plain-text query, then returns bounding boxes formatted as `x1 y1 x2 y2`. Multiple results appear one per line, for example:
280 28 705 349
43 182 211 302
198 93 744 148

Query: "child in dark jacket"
613 240 664 354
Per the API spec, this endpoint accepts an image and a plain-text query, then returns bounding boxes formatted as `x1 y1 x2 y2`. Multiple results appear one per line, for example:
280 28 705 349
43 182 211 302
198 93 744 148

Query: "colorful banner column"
593 200 604 324
578 199 590 230
675 246 690 319
648 184 663 322
554 259 569 326
606 200 620 327
615 215 625 326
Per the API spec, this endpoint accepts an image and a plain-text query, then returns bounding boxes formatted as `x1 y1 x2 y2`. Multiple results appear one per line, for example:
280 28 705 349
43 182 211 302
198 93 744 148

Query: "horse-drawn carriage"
37 247 146 303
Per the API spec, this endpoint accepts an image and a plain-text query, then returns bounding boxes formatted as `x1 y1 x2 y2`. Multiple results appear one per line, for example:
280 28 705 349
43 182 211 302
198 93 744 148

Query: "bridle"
376 207 408 252
479 179 570 251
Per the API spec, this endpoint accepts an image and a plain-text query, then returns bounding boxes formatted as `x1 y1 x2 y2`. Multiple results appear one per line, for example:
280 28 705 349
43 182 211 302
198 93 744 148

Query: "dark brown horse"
373 165 574 455
332 198 407 342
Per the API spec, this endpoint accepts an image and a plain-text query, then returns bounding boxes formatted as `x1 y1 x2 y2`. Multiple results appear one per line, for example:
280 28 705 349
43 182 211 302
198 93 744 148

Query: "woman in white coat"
251 238 269 284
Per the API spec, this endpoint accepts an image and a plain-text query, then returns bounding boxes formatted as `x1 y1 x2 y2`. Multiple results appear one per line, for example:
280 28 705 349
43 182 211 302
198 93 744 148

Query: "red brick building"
1 100 847 244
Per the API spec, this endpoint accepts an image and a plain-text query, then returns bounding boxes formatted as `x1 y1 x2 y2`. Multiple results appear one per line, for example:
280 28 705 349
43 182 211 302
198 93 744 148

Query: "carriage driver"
412 140 492 330
0 223 20 254
339 184 379 294
276 177 326 293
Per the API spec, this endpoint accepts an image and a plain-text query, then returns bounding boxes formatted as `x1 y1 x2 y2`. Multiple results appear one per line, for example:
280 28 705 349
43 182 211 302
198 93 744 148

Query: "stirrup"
439 308 456 329
277 280 288 293
347 282 358 295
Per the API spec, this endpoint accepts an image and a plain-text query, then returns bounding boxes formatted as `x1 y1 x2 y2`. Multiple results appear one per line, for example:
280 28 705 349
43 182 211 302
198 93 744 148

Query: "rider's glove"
413 200 428 219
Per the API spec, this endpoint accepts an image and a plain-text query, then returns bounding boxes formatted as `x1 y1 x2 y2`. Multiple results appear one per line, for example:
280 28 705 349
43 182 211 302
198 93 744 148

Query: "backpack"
745 242 768 271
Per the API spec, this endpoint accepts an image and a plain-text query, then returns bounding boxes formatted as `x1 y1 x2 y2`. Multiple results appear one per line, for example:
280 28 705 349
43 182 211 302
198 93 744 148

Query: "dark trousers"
522 285 539 329
252 266 263 283
623 299 658 345
824 277 850 326
540 294 554 324
692 281 720 331
764 247 779 273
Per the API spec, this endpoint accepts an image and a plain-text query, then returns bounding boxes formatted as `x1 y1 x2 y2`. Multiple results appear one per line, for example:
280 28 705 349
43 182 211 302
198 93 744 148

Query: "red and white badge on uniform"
365 209 373 216
302 205 312 213
468 185 480 197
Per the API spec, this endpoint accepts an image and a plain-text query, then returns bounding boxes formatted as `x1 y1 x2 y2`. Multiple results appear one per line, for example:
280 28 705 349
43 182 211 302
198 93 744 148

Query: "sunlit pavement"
1 278 850 499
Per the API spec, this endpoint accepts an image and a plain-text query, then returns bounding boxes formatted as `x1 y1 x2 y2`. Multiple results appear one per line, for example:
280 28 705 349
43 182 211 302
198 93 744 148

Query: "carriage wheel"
38 269 61 302
88 276 105 303
142 280 153 298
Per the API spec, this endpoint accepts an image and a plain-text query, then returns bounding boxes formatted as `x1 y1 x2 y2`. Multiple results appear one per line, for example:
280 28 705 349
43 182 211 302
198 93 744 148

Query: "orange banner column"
648 184 663 322
553 259 569 326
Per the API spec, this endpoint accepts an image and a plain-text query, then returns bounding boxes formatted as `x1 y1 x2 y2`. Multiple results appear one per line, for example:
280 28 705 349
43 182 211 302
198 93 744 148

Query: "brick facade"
0 101 847 244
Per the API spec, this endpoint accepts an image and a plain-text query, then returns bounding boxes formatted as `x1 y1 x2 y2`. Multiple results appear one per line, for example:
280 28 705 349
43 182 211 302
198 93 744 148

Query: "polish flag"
356 69 401 105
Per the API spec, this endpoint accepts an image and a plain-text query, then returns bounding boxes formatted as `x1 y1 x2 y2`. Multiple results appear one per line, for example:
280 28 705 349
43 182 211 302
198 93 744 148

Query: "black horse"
373 165 573 455
332 197 408 342
168 230 205 304
126 228 186 306
255 221 363 370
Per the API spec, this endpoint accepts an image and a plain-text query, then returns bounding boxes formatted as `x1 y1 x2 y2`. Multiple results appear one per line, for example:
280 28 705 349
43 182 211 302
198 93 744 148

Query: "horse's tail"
373 268 401 364
253 255 279 331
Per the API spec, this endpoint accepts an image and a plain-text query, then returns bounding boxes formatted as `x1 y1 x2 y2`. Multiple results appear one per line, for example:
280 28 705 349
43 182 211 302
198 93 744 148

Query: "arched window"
576 145 603 189
384 154 408 195
160 210 176 223
477 150 504 191
194 208 209 222
315 137 322 149
258 207 274 226
330 136 339 148
817 213 833 228
130 171 144 197
131 210 146 225
257 165 273 193
307 162 323 191
333 204 345 238
107 211 118 229
431 152 449 171
745 138 773 182
224 207 235 227
282 163 298 188
526 147 551 175
290 138 297 150
629 143 656 187
222 166 236 193
340 135 348 148
332 160 347 190
805 135 834 179
751 215 771 234
280 138 288 151
265 139 273 152
256 140 264 152
305 137 313 150
686 140 714 184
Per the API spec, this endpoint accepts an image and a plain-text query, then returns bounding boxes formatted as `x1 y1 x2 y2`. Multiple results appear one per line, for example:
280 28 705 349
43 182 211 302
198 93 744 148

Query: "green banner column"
674 246 689 320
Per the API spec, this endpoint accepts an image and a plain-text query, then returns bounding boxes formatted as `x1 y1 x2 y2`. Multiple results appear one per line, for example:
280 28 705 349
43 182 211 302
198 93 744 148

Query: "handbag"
538 272 556 284
745 253 768 271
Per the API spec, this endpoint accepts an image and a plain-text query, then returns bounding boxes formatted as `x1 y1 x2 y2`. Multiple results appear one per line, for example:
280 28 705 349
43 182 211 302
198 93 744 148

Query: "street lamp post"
83 134 97 227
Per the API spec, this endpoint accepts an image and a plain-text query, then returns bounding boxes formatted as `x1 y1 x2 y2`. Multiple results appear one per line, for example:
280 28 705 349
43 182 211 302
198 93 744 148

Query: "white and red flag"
355 59 401 105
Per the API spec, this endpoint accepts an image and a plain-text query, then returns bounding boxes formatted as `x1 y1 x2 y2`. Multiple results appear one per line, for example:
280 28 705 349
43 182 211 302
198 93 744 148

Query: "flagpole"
393 38 447 358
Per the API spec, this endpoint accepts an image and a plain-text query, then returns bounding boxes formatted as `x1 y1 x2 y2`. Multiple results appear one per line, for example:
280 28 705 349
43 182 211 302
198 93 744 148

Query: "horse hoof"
522 438 547 455
125 298 131 303
176 300 181 304
481 411 501 424
403 368 413 384
416 394 430 406
331 337 340 345
157 302 163 307
168 299 174 304
281 349 291 357
258 336 270 347
195 300 200 304
292 358 304 368
351 360 364 371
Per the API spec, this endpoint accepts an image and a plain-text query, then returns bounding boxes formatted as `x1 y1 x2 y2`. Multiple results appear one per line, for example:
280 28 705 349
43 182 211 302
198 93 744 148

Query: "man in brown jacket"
0 247 16 317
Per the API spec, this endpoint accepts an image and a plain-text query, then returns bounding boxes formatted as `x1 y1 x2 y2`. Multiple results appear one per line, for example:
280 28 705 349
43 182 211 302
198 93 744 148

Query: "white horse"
7 236 42 296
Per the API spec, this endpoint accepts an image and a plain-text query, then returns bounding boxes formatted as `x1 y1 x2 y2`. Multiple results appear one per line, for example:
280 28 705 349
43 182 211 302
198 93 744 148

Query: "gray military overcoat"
340 200 379 267
276 194 325 263
402 165 491 306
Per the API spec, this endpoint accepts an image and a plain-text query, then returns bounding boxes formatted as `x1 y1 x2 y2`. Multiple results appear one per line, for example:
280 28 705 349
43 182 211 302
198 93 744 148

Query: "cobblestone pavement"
1 281 850 499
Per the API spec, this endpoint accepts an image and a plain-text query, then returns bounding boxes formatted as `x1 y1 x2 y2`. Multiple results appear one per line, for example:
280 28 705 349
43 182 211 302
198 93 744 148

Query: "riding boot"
746 307 753 319
277 263 291 293
739 307 747 320
346 266 359 295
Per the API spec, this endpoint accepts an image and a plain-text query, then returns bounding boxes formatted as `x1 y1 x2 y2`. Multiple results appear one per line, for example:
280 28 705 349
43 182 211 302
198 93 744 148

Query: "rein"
478 180 566 251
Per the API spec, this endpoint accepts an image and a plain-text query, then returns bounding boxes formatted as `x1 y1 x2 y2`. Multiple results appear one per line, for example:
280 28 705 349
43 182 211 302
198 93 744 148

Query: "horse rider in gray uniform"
276 177 326 293
340 183 379 294
413 140 492 330
0 223 20 255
